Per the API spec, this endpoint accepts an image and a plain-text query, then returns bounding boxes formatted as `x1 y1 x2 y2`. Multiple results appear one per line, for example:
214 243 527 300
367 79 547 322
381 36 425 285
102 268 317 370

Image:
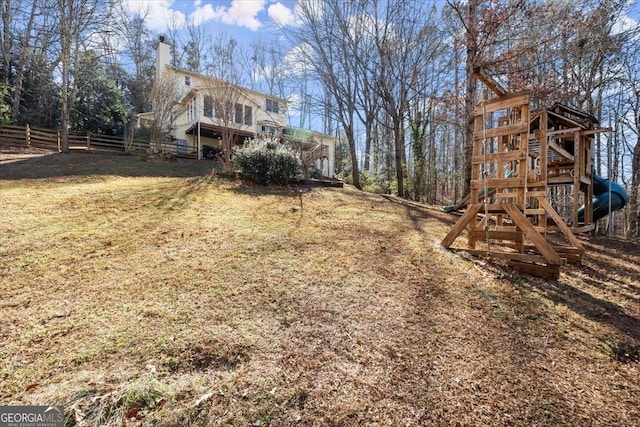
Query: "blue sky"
126 0 640 42
629 0 640 18
125 0 298 41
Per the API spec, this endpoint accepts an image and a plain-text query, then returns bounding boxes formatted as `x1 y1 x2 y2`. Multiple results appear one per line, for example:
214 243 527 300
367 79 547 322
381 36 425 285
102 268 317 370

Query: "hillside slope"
0 152 638 426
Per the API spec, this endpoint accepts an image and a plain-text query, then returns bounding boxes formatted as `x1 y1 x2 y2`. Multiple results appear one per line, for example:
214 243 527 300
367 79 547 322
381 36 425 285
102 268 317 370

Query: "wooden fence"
0 124 196 159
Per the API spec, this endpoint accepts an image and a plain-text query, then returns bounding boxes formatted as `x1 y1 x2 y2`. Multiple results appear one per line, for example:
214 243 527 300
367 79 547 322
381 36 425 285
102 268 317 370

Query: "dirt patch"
0 150 218 180
0 145 57 163
162 338 253 373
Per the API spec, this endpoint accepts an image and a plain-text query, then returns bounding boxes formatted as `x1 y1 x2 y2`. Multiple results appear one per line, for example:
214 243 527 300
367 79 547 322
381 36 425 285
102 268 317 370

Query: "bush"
233 137 300 185
360 172 391 194
202 145 223 160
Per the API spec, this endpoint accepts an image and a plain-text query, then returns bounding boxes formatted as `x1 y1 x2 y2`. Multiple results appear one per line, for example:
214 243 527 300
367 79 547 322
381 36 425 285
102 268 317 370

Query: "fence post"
87 131 91 152
25 124 30 147
57 130 61 152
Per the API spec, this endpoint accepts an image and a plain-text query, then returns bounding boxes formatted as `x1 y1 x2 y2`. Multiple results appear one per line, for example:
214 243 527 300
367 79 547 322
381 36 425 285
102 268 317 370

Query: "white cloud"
286 92 301 117
613 13 638 35
125 0 186 31
189 2 217 25
213 0 267 31
125 0 267 32
268 2 296 27
282 43 314 76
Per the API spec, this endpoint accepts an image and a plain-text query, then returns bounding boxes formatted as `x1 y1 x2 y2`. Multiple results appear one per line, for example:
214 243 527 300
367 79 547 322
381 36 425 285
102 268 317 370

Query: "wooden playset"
441 75 608 279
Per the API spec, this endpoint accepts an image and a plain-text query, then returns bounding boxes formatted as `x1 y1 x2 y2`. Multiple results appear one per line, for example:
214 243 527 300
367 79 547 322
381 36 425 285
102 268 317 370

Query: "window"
266 99 279 113
186 98 195 122
244 106 252 126
214 100 224 119
261 125 276 135
215 100 231 121
235 103 243 124
185 76 191 86
203 96 213 118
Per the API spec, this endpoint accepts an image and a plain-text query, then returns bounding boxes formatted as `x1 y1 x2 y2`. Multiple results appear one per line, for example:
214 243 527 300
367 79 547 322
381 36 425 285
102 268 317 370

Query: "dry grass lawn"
0 152 638 426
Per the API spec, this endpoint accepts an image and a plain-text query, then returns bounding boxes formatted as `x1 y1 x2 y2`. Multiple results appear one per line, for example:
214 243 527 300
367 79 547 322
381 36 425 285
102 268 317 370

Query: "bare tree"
164 17 185 68
149 71 185 152
1 0 56 123
202 34 255 172
10 1 37 120
244 40 287 99
290 0 368 189
447 0 527 197
449 0 631 191
349 9 380 174
281 43 314 130
183 19 208 74
614 37 640 238
57 0 111 152
109 3 155 113
0 0 13 86
370 0 445 197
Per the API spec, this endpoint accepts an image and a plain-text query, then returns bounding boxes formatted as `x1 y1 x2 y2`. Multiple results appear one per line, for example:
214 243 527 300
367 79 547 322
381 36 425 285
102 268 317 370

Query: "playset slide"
578 173 630 222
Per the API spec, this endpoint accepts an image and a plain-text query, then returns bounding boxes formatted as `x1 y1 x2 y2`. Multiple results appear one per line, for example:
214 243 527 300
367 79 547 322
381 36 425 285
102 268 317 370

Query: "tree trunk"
463 74 476 198
349 132 361 189
463 0 478 198
60 38 70 152
411 118 425 202
1 0 11 87
394 115 405 197
630 134 640 238
223 135 233 173
10 1 37 121
453 37 461 204
363 120 372 172
59 0 72 152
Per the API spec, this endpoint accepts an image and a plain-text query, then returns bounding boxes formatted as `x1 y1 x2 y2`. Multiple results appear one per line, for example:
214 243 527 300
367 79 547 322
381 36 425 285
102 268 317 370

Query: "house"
152 36 335 178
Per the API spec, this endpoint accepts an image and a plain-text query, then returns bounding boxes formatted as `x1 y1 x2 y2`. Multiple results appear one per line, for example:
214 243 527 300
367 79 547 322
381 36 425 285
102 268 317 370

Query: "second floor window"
235 103 243 124
185 76 191 86
203 96 213 118
244 106 252 126
186 98 195 122
266 99 279 113
215 100 232 121
212 100 251 125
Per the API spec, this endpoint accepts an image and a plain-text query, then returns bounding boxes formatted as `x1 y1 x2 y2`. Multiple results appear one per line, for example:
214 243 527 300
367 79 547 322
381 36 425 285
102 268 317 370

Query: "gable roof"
550 102 598 127
178 84 263 108
164 64 287 104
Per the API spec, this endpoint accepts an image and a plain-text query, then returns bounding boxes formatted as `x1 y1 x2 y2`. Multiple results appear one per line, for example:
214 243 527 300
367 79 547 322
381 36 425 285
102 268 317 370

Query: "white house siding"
154 37 336 178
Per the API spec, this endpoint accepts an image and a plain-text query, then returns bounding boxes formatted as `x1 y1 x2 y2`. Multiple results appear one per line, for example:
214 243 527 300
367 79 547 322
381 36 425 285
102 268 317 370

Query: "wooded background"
1 0 638 237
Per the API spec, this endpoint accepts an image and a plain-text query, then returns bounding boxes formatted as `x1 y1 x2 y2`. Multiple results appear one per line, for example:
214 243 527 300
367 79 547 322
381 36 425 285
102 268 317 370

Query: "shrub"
202 145 223 160
233 137 300 185
360 172 391 194
0 84 10 124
